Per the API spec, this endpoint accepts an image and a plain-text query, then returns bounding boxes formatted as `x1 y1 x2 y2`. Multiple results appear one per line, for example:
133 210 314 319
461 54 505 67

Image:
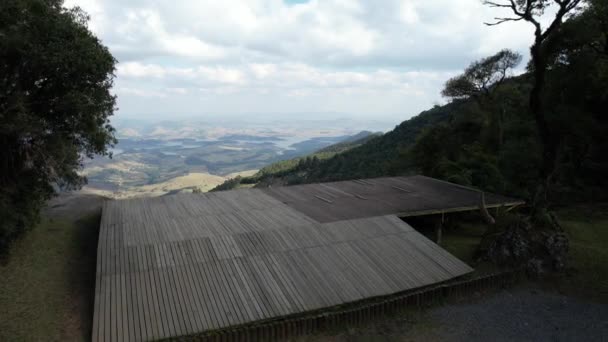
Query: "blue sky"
64 0 544 122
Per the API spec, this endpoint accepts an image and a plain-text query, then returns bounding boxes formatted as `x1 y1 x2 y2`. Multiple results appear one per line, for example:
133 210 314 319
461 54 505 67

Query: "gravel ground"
303 287 608 342
418 288 608 342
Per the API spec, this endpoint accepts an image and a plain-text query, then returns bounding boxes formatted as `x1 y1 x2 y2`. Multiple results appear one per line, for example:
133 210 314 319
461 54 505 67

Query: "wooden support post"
434 212 444 244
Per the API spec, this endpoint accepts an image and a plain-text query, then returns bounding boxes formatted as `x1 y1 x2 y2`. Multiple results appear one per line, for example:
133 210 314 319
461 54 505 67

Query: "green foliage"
0 0 116 253
285 103 455 183
407 2 607 202
210 176 243 192
211 132 380 191
256 2 606 206
556 204 608 302
442 49 522 100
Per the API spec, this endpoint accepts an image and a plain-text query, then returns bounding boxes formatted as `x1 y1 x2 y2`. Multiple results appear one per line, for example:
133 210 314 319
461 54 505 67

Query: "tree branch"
485 16 524 26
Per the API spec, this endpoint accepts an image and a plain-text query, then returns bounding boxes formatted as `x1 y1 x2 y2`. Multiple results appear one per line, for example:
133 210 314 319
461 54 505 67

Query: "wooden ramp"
262 175 523 222
91 176 519 341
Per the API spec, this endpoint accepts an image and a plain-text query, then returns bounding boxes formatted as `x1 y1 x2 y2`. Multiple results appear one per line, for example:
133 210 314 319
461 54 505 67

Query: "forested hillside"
290 103 456 181
224 1 607 206
211 130 381 190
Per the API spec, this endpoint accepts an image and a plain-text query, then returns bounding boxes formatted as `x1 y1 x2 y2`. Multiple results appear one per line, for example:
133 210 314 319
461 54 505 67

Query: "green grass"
437 204 608 302
0 214 100 341
553 204 608 302
440 222 486 264
437 220 500 276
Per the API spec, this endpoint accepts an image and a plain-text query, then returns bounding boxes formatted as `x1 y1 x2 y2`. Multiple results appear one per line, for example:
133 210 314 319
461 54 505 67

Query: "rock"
483 213 569 272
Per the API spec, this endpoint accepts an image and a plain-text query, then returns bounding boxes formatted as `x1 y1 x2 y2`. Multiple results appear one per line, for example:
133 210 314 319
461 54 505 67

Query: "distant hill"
268 103 454 185
210 130 383 191
294 104 456 182
315 130 381 153
210 106 454 191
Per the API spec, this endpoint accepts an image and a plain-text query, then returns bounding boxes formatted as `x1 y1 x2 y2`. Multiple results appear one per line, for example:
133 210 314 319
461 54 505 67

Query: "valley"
82 118 388 197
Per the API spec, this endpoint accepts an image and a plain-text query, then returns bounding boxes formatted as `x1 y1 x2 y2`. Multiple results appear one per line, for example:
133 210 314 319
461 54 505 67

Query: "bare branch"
483 1 513 8
541 0 583 40
485 16 524 26
483 0 525 16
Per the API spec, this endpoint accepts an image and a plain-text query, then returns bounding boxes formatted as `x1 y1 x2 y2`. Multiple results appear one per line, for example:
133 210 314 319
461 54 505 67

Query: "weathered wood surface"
262 175 524 223
92 182 484 341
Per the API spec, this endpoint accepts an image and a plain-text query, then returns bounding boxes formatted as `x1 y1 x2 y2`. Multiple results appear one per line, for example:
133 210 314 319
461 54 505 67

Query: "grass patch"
405 215 498 276
440 222 486 264
0 213 100 341
436 204 608 302
552 203 608 303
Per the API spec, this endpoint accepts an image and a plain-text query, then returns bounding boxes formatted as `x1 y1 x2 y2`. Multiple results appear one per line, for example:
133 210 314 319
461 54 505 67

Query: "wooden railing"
176 269 522 342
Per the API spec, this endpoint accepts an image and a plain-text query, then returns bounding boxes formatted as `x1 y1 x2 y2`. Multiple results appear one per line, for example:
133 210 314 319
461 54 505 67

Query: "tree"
442 49 522 149
442 49 522 100
482 0 585 211
0 0 116 253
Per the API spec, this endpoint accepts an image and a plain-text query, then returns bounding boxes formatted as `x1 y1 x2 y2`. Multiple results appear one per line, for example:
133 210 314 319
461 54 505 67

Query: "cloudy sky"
64 0 541 122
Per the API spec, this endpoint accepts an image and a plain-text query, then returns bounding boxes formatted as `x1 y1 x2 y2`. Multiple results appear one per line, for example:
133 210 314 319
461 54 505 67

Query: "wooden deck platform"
92 176 521 341
262 175 523 222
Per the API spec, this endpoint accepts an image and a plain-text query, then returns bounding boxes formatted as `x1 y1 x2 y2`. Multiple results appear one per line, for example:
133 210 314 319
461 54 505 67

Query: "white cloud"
116 87 167 98
65 0 556 121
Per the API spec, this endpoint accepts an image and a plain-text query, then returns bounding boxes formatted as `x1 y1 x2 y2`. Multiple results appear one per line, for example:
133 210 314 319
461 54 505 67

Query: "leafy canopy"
0 0 117 253
442 49 522 100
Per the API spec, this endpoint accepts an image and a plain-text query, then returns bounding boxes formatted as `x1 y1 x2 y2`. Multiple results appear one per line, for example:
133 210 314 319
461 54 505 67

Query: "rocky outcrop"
480 212 569 276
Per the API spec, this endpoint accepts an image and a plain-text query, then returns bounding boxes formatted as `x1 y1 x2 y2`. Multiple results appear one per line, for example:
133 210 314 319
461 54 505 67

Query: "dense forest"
211 131 382 190
228 0 607 209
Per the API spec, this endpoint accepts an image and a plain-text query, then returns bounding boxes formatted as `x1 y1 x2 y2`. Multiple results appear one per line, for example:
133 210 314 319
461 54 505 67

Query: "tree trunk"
498 104 505 151
530 41 559 212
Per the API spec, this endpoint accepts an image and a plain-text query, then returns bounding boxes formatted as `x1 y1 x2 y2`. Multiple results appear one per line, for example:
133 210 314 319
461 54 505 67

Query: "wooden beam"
396 201 525 218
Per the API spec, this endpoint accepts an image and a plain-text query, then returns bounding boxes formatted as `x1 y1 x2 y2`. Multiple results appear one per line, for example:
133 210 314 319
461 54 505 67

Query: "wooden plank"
143 244 160 340
125 249 137 342
145 246 165 340
93 178 490 341
230 258 266 321
183 241 213 331
150 247 168 339
224 259 258 322
263 253 307 312
118 243 127 342
109 223 118 342
235 257 274 320
135 246 151 341
250 255 292 316
193 254 224 329
211 259 248 325
167 243 196 334
285 250 333 307
314 195 333 204
299 248 349 303
273 253 322 310
128 248 142 342
175 241 206 333
155 246 181 338
195 238 229 330
207 259 238 327
117 244 127 342
163 244 190 336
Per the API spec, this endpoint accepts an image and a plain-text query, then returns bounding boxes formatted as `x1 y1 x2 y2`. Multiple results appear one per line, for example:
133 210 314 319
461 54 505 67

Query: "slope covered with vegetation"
210 130 382 190
240 1 608 208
